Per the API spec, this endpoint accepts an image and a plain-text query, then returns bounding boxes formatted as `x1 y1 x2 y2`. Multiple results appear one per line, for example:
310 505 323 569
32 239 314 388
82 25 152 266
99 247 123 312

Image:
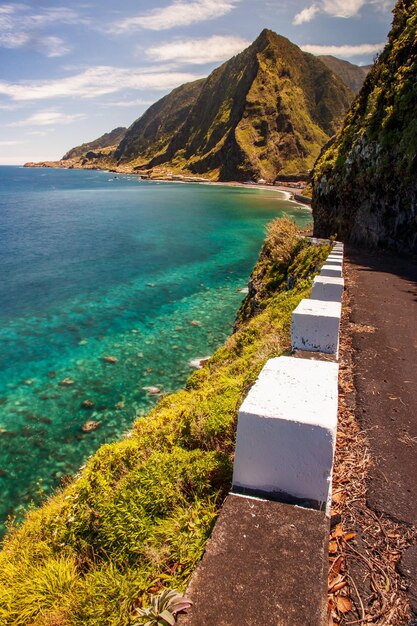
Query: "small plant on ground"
132 589 192 626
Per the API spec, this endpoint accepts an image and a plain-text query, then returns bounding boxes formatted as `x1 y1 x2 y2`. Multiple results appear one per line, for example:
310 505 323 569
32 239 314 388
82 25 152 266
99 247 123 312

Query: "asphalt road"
347 247 417 617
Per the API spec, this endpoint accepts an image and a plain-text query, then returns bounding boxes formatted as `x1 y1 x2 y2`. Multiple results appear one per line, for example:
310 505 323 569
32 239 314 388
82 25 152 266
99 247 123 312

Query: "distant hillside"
114 80 205 164
62 127 127 160
115 29 353 181
26 30 354 181
318 56 371 94
312 0 417 252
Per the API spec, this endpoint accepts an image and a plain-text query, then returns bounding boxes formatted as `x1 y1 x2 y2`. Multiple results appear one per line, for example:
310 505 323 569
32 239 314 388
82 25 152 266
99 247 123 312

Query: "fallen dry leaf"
329 574 347 592
329 541 338 554
343 532 356 542
335 595 353 614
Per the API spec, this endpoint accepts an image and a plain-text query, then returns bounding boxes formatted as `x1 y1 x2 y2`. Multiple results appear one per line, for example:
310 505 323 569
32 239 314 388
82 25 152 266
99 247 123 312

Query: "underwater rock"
81 420 101 433
23 379 34 386
142 386 161 395
81 400 95 409
115 401 124 409
59 377 75 386
47 370 57 379
102 356 118 363
189 320 201 326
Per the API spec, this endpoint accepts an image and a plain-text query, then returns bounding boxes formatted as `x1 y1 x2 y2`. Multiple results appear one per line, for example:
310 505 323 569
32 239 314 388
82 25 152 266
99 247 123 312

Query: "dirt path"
346 247 417 621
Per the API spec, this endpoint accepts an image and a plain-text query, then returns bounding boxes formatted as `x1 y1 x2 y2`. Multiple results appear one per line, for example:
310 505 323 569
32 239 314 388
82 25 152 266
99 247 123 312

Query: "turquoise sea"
0 166 311 536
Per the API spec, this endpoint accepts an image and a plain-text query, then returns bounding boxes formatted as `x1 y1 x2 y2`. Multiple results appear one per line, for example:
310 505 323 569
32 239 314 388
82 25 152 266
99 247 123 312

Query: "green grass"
0 222 331 626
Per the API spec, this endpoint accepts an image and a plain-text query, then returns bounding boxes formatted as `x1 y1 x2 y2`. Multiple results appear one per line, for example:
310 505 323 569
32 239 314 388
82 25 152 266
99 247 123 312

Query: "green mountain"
28 30 354 181
115 30 353 181
318 56 371 94
114 79 205 164
312 0 417 252
62 127 127 160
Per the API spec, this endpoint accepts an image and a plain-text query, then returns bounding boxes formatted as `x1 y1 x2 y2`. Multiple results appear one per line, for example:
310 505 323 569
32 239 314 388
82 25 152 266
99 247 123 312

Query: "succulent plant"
132 589 193 626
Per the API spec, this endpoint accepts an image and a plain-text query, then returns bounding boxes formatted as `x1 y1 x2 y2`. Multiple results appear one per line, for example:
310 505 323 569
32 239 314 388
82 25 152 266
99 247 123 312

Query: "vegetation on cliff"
312 0 417 252
0 221 330 625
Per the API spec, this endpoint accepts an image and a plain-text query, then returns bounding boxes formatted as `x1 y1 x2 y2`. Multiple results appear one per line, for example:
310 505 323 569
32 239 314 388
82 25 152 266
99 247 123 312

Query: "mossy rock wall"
312 0 417 252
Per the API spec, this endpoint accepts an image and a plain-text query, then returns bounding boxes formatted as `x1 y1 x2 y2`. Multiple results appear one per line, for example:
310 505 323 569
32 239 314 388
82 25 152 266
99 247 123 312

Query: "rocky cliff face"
312 0 417 252
116 29 353 181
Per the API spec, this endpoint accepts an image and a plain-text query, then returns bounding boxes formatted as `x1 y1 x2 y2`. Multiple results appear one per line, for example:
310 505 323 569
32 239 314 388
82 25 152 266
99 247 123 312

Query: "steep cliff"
312 0 417 252
116 29 353 181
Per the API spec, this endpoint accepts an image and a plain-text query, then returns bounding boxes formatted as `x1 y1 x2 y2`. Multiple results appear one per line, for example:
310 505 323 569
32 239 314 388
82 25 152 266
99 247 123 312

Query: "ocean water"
0 166 311 536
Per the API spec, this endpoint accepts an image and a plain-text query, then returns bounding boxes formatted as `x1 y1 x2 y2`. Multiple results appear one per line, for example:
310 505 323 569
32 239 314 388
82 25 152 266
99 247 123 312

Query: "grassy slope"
0 224 331 625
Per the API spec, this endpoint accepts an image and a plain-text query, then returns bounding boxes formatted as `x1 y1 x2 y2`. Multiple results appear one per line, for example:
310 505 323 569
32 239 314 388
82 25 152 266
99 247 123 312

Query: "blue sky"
0 0 396 164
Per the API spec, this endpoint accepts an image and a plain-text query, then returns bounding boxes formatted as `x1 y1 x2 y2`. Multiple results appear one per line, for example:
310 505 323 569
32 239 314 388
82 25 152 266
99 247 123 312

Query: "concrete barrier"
179 238 345 626
320 264 343 278
311 276 344 303
291 298 341 355
232 356 339 509
324 258 343 268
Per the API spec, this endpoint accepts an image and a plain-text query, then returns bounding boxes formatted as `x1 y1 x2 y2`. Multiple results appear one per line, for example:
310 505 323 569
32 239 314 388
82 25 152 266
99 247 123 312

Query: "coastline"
22 161 311 208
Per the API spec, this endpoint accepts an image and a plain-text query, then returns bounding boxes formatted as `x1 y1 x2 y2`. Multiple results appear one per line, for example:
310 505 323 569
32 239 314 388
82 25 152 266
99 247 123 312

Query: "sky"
0 0 396 165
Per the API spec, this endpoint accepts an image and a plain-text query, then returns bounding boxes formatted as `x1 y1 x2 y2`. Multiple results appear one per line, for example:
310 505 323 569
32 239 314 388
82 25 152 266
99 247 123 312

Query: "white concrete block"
320 264 343 278
327 252 343 259
325 258 343 268
291 298 341 354
232 356 339 508
311 276 344 303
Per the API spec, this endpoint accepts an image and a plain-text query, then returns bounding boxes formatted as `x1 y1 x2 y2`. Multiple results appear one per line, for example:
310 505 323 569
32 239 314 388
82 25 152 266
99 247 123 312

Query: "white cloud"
0 67 201 101
40 36 71 58
146 35 250 65
8 110 86 127
0 140 22 146
293 5 320 24
293 0 392 24
112 0 239 32
301 42 384 57
0 4 84 56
